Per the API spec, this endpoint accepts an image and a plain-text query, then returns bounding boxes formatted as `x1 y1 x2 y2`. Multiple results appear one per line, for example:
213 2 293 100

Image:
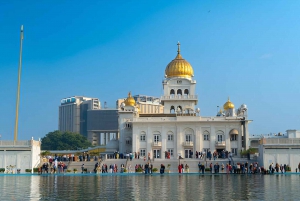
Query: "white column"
245 122 249 150
225 126 231 152
196 127 201 153
210 126 216 152
238 126 242 156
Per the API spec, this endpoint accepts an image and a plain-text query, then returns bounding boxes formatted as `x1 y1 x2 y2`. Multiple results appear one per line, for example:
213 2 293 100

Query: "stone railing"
0 140 31 146
152 142 162 147
160 95 198 100
182 141 193 147
261 138 300 145
215 141 226 146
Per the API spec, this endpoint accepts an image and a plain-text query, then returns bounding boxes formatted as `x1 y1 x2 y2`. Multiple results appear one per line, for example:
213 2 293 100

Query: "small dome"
223 97 235 110
165 42 194 78
229 129 239 135
124 92 135 106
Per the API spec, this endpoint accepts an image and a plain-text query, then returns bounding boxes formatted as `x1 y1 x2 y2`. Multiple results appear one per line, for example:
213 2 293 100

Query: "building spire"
175 41 182 59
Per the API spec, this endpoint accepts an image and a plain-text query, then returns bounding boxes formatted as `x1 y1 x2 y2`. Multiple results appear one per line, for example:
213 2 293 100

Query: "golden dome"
124 92 135 106
165 42 194 78
223 97 235 110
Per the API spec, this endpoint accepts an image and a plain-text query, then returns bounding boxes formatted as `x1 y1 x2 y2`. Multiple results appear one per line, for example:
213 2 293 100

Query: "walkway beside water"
67 157 257 173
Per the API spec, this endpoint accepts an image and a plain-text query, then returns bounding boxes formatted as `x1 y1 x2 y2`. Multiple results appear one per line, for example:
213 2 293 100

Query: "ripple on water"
0 174 298 200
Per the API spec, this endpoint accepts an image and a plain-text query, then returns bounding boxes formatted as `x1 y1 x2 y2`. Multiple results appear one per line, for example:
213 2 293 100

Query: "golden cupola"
124 92 136 106
223 97 235 110
165 42 194 78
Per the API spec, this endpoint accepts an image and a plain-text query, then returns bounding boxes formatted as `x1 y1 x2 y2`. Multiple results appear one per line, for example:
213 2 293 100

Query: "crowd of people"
40 161 67 174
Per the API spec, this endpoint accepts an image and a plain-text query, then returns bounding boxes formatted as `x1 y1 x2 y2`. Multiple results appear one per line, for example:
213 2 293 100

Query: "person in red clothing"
178 164 182 173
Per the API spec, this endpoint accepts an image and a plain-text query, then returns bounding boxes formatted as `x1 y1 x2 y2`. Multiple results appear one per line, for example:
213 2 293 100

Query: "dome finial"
124 91 135 106
165 42 194 78
223 97 234 110
177 41 181 55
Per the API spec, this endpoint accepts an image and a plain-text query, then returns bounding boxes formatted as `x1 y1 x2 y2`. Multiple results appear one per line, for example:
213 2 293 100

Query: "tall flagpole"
14 25 24 141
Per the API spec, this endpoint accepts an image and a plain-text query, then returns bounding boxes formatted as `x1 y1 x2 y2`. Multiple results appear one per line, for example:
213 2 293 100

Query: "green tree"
41 130 92 150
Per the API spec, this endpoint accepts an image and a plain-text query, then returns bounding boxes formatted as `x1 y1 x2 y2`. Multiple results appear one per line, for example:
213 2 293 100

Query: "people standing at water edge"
149 163 153 174
178 164 182 173
160 164 165 174
185 164 189 173
81 164 84 173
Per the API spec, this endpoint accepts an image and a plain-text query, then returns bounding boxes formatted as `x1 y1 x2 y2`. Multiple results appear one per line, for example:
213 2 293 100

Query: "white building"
258 130 300 169
0 139 41 172
118 43 251 159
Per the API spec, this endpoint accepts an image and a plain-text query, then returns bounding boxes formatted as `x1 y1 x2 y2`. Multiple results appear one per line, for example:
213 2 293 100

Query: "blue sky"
1 1 300 140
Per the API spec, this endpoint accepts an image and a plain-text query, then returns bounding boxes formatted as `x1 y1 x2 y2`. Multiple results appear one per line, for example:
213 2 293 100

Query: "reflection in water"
30 176 40 200
0 174 299 200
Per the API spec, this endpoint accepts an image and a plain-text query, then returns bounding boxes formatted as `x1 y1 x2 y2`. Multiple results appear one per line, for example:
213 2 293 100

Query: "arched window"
140 131 146 141
203 131 210 141
184 89 189 95
176 106 182 113
177 89 182 96
153 131 161 143
184 128 194 142
170 89 175 98
229 129 238 141
170 106 175 114
167 131 174 141
216 130 225 142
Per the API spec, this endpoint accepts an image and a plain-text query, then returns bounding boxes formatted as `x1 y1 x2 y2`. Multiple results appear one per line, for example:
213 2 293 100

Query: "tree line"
41 130 92 150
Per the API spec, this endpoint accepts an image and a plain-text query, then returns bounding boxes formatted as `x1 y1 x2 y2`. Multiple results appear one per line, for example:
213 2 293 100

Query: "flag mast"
14 25 24 141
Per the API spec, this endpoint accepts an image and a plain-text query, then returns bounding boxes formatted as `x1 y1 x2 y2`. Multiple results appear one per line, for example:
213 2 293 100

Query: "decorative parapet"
182 141 193 147
0 140 31 146
160 95 198 100
260 138 300 145
152 142 162 147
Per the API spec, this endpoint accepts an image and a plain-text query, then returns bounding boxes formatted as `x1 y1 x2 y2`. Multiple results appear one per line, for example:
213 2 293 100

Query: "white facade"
258 130 300 170
118 44 250 159
0 139 41 172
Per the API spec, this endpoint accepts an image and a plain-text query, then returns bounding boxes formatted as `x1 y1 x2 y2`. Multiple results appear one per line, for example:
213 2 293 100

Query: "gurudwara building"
118 43 251 159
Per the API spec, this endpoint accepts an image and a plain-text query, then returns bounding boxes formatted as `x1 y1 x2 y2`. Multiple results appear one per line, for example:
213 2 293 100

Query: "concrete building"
0 138 41 172
258 129 300 169
117 43 251 159
58 96 100 136
86 109 119 146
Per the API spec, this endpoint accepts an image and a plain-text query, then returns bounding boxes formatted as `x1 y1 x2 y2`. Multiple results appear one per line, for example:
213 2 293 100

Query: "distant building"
258 130 300 169
58 96 100 136
86 109 119 146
